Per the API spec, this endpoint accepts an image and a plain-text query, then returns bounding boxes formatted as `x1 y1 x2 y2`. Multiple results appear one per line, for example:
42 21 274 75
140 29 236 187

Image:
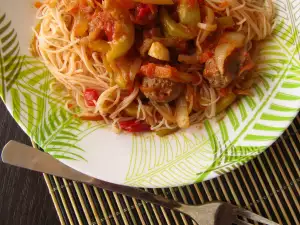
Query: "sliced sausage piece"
141 77 184 103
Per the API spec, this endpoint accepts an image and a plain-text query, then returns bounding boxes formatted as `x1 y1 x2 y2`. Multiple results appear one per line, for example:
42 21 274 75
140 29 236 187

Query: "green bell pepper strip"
216 92 237 114
160 7 197 39
104 1 135 63
106 22 135 63
178 0 201 26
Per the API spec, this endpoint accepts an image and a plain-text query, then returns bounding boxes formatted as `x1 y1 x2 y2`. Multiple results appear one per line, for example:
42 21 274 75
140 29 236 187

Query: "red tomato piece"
137 4 152 20
34 1 42 8
141 63 156 77
133 4 157 25
119 120 151 132
84 89 99 106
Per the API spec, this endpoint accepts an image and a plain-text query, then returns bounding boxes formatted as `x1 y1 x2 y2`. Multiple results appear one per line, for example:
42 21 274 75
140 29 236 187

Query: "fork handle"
2 141 183 210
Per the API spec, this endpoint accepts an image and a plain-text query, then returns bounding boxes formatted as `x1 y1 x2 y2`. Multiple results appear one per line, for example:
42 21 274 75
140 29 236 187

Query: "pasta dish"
31 0 274 135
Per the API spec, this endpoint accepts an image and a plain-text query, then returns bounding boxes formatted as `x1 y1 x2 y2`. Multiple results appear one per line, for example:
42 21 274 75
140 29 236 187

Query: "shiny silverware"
1 141 280 225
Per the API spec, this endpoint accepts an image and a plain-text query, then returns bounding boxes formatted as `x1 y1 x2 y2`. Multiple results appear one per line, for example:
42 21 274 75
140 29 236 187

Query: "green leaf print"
0 13 24 102
0 14 106 162
125 132 213 187
11 56 106 161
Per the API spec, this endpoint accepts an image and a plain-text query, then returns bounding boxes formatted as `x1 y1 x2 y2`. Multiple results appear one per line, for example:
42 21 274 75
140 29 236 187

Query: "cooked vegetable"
178 0 201 26
197 23 217 32
106 23 135 62
129 58 142 81
216 92 236 114
214 43 236 75
233 89 253 96
151 101 176 122
84 89 99 106
156 128 179 137
114 72 128 89
88 40 110 53
140 63 200 83
175 96 190 128
132 3 158 25
218 32 246 48
153 37 187 48
34 1 43 8
124 103 138 117
186 84 194 114
148 42 170 61
112 57 140 89
160 8 196 39
140 38 154 56
119 120 151 132
197 6 215 44
74 14 89 37
103 1 135 62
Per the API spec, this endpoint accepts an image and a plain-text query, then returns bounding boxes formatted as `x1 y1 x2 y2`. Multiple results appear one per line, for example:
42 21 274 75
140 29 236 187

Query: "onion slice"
214 43 236 75
175 96 190 129
218 32 246 48
197 6 215 45
129 58 142 81
197 23 217 32
151 101 176 123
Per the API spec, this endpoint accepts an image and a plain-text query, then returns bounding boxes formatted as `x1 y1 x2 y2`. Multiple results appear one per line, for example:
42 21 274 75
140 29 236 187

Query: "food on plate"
31 0 274 135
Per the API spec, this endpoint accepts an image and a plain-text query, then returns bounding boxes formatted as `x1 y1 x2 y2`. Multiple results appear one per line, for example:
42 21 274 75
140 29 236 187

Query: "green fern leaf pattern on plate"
7 56 106 161
0 16 105 161
0 13 24 102
125 132 213 187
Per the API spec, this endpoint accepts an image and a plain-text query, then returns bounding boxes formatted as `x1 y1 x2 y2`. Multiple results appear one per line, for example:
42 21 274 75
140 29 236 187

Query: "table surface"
0 100 59 225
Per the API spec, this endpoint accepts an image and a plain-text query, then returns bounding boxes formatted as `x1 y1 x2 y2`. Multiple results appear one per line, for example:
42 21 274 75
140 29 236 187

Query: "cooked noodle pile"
32 0 274 135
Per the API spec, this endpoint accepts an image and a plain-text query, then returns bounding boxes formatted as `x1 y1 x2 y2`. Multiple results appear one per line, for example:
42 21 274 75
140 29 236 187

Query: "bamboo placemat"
39 114 300 225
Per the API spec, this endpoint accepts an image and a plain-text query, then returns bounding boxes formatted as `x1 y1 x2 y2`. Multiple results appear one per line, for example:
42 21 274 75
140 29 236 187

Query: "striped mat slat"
40 114 300 225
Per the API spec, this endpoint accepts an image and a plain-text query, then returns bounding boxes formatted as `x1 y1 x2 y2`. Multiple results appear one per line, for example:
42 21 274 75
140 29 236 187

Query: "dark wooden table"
0 100 59 225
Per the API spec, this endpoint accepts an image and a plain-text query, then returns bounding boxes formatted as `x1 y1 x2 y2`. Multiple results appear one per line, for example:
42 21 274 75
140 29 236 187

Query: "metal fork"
1 141 280 225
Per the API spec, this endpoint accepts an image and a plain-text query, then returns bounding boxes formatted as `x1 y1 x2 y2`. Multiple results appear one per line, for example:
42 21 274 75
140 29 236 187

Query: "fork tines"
233 207 280 225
